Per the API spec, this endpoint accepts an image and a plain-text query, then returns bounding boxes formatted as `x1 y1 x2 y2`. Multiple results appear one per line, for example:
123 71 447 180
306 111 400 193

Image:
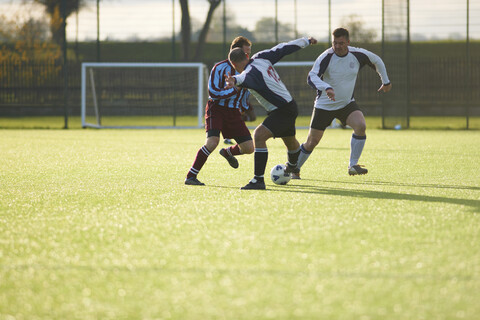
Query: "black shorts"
310 101 362 131
262 100 298 138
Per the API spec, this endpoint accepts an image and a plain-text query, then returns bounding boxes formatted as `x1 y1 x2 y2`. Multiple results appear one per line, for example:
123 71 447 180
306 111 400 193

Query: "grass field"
1 115 480 130
1 128 479 319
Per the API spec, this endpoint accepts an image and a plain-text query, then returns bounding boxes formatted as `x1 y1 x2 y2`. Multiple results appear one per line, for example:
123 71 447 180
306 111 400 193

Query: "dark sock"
287 146 301 166
187 145 210 179
227 144 241 156
254 148 268 178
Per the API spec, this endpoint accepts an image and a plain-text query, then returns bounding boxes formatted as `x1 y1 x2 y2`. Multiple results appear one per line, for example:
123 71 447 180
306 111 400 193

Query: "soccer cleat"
284 162 299 174
348 164 368 176
185 177 205 185
291 172 301 180
223 138 234 145
219 148 239 169
241 178 266 190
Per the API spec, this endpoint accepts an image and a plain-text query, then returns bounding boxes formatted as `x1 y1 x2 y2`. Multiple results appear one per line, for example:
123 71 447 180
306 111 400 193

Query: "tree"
179 0 191 61
34 0 86 45
192 0 222 61
0 12 58 61
340 14 377 43
205 5 255 43
178 0 222 61
253 17 295 42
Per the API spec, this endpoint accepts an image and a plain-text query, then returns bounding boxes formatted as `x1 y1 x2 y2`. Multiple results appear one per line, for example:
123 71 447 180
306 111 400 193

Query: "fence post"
62 0 68 129
466 0 470 129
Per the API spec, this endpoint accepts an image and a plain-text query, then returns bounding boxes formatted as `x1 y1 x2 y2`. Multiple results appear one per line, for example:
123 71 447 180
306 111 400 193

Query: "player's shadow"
268 183 480 213
300 178 480 192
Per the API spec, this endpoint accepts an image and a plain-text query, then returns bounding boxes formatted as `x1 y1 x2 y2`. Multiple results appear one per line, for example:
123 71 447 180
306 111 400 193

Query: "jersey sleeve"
307 50 333 91
355 47 390 85
252 37 311 65
208 62 239 99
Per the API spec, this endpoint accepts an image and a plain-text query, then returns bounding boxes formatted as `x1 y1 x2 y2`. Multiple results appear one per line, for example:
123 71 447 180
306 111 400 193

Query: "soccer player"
185 36 255 186
292 27 392 179
225 36 318 190
224 103 256 144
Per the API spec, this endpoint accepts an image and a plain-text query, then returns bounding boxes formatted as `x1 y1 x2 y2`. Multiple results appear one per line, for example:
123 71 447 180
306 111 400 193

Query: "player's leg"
241 124 272 190
281 136 301 173
186 101 222 185
294 108 333 178
298 127 324 166
185 135 219 185
345 109 368 175
219 110 253 168
219 136 253 169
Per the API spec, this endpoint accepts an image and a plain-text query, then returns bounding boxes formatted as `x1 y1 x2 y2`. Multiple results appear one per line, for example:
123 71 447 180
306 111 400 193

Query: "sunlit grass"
1 129 479 319
1 115 479 129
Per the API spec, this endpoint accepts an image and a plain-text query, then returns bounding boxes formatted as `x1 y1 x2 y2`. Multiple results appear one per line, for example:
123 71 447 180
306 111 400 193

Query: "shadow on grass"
265 183 480 212
302 178 480 192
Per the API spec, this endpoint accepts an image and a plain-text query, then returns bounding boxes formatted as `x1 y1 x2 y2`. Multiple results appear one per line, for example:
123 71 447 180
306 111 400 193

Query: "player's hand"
326 88 335 101
378 83 392 93
308 37 318 45
224 72 236 89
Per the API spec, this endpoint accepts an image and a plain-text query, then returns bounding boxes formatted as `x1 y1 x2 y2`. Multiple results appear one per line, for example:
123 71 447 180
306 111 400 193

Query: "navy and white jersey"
308 46 390 110
208 59 250 110
233 37 311 112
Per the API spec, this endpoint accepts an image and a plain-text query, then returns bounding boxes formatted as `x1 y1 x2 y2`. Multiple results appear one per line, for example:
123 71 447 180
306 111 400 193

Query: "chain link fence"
0 0 479 128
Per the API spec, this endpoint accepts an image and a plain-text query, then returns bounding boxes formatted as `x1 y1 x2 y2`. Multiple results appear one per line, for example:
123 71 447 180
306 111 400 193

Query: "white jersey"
307 46 390 110
234 37 311 112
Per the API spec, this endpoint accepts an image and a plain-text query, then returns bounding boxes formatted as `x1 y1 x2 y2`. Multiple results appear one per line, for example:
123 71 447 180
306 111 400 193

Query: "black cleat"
219 148 239 169
185 177 205 185
348 165 368 176
241 178 266 190
291 171 301 180
284 162 299 174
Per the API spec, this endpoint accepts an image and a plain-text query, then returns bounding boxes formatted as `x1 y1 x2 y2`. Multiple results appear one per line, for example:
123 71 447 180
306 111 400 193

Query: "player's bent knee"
239 141 254 154
353 124 366 136
205 136 220 151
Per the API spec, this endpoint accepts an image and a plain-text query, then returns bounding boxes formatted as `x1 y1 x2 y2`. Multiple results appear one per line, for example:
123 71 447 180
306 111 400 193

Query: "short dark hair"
332 28 349 40
228 47 248 64
230 36 252 50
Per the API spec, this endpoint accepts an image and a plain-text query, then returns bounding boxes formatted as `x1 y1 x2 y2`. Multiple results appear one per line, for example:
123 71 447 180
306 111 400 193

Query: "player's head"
229 47 249 71
230 36 252 57
332 27 350 57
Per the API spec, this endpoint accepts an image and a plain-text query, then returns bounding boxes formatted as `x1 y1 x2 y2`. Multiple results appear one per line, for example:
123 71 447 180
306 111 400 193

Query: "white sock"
297 144 312 169
350 134 366 167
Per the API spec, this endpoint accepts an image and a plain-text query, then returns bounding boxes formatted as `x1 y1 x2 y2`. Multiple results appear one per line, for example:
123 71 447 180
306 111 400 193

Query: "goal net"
81 62 207 128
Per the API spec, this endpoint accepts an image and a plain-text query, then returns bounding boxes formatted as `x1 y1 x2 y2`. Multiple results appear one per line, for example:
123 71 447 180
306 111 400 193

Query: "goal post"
81 62 207 129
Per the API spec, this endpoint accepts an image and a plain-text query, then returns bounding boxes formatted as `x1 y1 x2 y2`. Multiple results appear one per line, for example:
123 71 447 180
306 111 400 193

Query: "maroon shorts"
205 100 251 141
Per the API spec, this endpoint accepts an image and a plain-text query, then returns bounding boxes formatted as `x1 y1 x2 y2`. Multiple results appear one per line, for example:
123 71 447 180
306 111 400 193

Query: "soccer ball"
270 164 291 185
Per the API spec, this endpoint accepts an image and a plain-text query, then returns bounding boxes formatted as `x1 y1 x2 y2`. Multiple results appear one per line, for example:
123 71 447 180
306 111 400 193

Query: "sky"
0 0 478 42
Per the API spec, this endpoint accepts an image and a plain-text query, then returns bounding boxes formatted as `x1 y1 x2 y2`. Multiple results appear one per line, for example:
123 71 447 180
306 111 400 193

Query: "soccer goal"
81 62 207 128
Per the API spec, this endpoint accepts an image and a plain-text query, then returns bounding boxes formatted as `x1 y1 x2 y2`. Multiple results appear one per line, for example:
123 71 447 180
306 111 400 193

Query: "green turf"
1 129 479 319
1 116 479 130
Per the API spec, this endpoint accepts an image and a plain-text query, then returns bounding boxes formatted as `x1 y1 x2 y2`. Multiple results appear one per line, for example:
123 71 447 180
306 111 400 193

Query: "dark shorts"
310 101 362 131
205 100 252 143
262 100 298 138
